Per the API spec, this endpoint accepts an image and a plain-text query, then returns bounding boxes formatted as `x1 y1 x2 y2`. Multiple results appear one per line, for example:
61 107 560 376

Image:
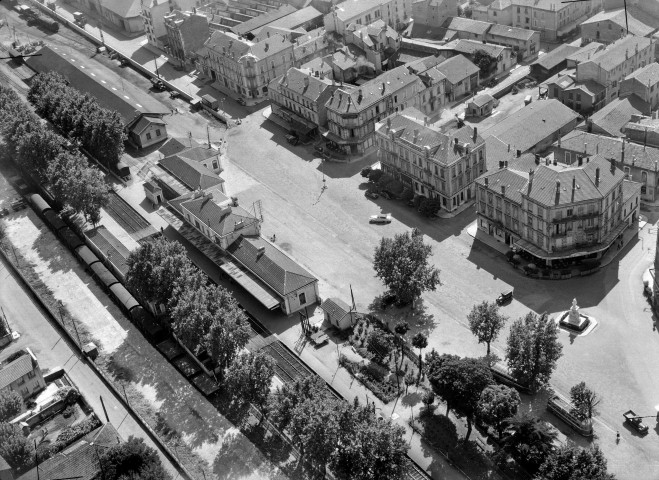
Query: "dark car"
237 97 246 106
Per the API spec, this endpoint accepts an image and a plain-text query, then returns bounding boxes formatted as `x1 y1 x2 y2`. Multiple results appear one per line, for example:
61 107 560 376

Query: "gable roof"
436 54 480 84
159 137 204 157
270 66 336 102
445 39 507 58
582 9 654 37
257 6 322 34
580 35 653 72
470 93 495 107
476 167 529 204
484 99 579 152
102 0 141 18
588 96 646 137
0 352 35 390
532 44 580 70
320 297 351 320
231 5 297 35
445 17 492 36
130 116 167 135
227 235 317 296
566 42 605 65
25 46 169 125
159 155 224 191
332 0 384 22
624 62 659 87
487 24 536 41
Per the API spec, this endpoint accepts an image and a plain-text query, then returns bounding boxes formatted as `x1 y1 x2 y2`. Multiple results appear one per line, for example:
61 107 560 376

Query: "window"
155 129 161 137
567 208 573 216
212 160 219 170
27 370 36 379
299 292 307 305
146 132 152 140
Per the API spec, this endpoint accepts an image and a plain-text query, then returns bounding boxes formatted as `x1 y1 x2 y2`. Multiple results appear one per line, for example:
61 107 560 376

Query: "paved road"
0 254 181 479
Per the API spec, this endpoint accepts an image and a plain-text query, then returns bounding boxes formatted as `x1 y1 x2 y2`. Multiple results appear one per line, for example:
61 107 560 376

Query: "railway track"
106 190 152 234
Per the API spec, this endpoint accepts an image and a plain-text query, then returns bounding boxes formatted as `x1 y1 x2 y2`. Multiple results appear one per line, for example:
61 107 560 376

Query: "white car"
369 213 392 224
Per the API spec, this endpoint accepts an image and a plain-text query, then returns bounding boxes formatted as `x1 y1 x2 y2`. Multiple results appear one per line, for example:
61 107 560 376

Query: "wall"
581 20 628 44
284 282 319 315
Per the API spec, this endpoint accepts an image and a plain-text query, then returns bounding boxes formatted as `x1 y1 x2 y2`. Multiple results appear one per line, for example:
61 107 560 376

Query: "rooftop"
476 167 529 204
227 235 317 296
270 67 336 102
532 43 580 70
624 61 659 86
487 24 536 41
565 42 605 65
444 39 508 58
484 99 579 152
330 0 385 22
231 4 297 35
255 6 322 34
435 54 480 84
580 35 653 72
205 30 292 61
582 9 654 37
445 17 492 36
102 0 140 18
587 96 648 136
470 93 495 107
0 350 36 391
320 297 351 320
159 155 224 191
511 0 572 12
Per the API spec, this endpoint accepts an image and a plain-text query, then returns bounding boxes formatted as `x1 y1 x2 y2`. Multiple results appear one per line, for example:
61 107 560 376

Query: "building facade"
411 0 459 29
323 0 412 34
164 10 210 67
375 109 486 212
485 24 540 61
619 62 659 111
0 349 46 401
142 0 170 48
472 0 513 25
475 155 641 263
580 9 655 44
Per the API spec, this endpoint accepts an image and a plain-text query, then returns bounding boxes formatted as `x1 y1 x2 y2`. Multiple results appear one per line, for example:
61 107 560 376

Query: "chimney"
583 142 587 153
264 42 269 52
413 129 419 143
571 176 576 201
304 76 309 87
516 149 522 158
381 82 385 94
528 169 534 193
257 245 266 257
485 177 489 187
508 144 511 152
386 117 391 132
473 127 478 140
558 136 561 148
596 144 599 155
357 88 363 103
454 138 459 146
505 161 508 168
578 156 583 166
553 157 557 166
621 140 625 164
499 161 504 169
596 167 600 186
610 157 616 173
555 179 561 205
501 185 506 195
425 145 430 158
535 154 540 165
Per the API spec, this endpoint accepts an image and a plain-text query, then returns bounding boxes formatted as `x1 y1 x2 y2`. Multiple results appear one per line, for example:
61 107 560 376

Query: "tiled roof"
566 42 605 65
512 0 569 11
445 17 492 36
270 67 336 102
376 109 485 167
25 46 169 125
582 9 654 37
227 235 317 296
581 36 653 72
130 116 166 135
624 62 659 86
564 79 605 96
205 30 292 61
159 155 224 191
326 65 423 113
231 5 296 35
448 39 507 57
487 24 536 41
159 137 204 157
557 130 659 171
320 297 351 320
490 0 512 9
588 96 646 137
476 168 529 204
171 189 259 238
258 6 322 33
436 54 480 84
103 0 140 18
0 352 34 390
483 136 537 173
622 177 642 203
470 93 495 107
525 155 621 206
332 0 384 22
532 44 580 70
178 146 220 163
483 99 579 153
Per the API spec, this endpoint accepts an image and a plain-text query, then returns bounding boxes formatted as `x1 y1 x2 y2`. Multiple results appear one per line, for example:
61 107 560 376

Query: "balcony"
550 211 599 223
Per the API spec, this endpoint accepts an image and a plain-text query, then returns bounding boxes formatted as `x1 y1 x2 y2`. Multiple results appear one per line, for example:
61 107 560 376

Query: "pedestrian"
616 431 620 443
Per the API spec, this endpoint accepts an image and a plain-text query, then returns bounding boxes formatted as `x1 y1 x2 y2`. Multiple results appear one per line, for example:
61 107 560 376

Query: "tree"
422 390 435 413
569 382 601 421
0 391 22 423
477 384 520 438
224 351 275 412
411 332 428 380
426 355 493 440
368 169 384 183
418 198 441 217
468 301 507 356
404 372 415 394
289 397 340 471
366 328 393 363
536 443 615 480
373 231 441 306
203 301 252 380
394 321 409 369
95 435 172 480
473 49 494 76
506 312 563 392
500 413 557 474
0 422 33 469
16 128 66 178
267 376 328 431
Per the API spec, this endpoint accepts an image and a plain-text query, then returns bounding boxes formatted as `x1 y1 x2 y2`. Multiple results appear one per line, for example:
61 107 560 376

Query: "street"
0 254 181 478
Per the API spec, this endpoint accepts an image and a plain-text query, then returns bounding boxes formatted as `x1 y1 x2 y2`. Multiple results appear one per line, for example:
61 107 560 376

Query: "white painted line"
90 73 95 76
101 80 106 83
136 104 143 108
111 87 117 90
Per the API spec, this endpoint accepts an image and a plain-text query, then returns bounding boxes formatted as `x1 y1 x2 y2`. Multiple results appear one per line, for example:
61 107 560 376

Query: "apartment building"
0 348 45 401
344 20 401 72
268 66 341 133
323 0 413 34
197 30 295 102
620 62 659 111
435 54 480 101
411 0 458 29
142 0 170 48
405 56 448 119
375 108 486 212
473 0 513 25
581 9 654 44
486 24 540 61
552 130 659 202
324 65 424 156
293 29 333 68
164 10 210 67
513 0 595 41
475 154 641 263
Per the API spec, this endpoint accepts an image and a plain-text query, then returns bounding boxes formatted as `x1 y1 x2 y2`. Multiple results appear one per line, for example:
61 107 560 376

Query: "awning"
291 119 315 136
220 260 280 310
322 130 360 145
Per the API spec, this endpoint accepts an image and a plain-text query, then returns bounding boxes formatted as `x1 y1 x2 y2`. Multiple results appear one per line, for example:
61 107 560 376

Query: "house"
25 46 169 149
0 348 45 401
468 93 496 117
444 17 492 40
196 30 295 103
324 65 425 156
485 24 540 61
323 45 376 83
268 66 341 133
405 56 448 119
18 423 121 480
158 136 225 174
323 0 413 34
552 130 659 202
344 20 401 73
565 41 605 69
576 35 655 106
620 62 659 111
530 43 580 80
375 107 486 212
442 39 516 80
541 68 606 114
580 9 655 44
435 54 480 101
230 5 297 39
623 113 659 149
411 0 459 30
483 99 579 154
475 154 641 263
510 0 595 42
293 29 333 68
141 0 170 48
70 0 143 34
159 155 225 193
143 180 164 206
472 0 513 25
226 236 319 315
164 10 211 68
320 297 356 329
586 96 648 137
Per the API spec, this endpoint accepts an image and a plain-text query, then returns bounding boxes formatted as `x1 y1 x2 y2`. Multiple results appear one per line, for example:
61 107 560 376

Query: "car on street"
623 410 649 434
365 191 379 200
369 213 392 224
237 97 246 106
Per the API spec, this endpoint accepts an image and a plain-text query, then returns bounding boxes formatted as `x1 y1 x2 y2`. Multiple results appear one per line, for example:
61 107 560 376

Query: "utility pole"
99 395 110 423
207 124 211 147
154 55 160 78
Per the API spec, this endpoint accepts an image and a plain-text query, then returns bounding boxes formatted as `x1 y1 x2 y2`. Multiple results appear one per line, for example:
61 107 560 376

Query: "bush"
55 386 80 406
62 405 75 418
54 415 101 448
368 169 384 183
361 167 372 177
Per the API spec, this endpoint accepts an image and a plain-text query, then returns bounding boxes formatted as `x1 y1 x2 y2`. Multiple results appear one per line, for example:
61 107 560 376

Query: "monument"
559 298 591 332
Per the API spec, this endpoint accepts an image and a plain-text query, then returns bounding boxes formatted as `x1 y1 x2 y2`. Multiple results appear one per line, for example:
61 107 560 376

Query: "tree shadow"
401 390 422 407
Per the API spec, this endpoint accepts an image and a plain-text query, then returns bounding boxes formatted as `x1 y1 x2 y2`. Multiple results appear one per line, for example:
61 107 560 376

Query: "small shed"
143 180 163 205
468 93 495 117
320 297 354 330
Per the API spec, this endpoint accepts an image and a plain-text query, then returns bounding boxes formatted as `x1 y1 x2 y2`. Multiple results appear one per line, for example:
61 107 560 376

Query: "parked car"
365 191 379 200
623 410 649 434
381 292 397 308
314 145 324 154
237 97 246 106
369 213 392 224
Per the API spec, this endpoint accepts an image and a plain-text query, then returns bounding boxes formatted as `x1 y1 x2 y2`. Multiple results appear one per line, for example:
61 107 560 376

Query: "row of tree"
0 84 109 224
28 72 126 170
